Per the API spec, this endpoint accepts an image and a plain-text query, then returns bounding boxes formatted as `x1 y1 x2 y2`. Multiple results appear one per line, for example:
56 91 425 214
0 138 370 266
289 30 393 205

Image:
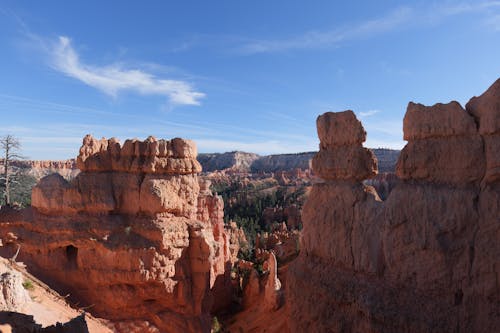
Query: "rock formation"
0 256 96 332
226 252 288 333
287 80 500 332
8 159 79 180
0 261 30 312
197 152 260 172
0 136 235 333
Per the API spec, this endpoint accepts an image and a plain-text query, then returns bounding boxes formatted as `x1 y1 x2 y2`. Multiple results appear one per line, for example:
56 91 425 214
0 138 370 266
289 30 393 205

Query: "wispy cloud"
484 13 500 30
237 2 500 54
359 110 381 118
434 1 500 16
50 36 205 105
239 7 412 54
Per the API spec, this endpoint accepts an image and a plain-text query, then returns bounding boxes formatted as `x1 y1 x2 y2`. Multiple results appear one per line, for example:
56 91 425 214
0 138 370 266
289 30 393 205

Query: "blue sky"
1 1 500 159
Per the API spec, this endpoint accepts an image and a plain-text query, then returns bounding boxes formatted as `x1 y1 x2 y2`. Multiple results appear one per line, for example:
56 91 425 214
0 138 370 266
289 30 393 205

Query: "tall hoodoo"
288 79 500 333
312 110 377 181
1 136 234 333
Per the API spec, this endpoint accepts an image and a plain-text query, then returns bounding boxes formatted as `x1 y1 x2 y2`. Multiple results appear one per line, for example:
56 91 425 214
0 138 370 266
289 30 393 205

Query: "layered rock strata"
0 136 234 333
288 80 500 332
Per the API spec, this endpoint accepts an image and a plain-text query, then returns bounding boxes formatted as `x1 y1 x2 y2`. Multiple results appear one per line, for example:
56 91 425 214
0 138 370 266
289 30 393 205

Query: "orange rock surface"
288 79 500 332
0 135 235 333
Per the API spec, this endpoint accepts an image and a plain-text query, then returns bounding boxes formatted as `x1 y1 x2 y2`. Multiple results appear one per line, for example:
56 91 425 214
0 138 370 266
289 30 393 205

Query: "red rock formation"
256 224 300 265
312 111 377 181
288 79 500 332
226 221 248 262
0 135 235 333
226 252 288 333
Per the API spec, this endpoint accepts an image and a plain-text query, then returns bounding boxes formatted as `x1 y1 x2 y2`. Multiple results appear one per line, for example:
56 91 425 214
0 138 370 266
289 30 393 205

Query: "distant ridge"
198 148 400 173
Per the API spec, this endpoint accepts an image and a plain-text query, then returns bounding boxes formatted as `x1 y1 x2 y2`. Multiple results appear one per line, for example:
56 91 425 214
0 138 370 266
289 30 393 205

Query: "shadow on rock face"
0 311 88 333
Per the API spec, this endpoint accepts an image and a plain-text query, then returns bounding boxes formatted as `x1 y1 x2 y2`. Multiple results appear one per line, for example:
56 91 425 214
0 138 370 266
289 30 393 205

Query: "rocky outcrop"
397 101 484 183
0 261 30 312
9 159 79 180
226 252 288 333
288 79 500 332
0 136 235 333
256 223 300 265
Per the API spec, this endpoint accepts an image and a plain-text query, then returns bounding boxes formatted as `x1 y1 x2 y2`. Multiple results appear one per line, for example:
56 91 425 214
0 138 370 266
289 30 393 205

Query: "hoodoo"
0 136 235 333
287 79 500 332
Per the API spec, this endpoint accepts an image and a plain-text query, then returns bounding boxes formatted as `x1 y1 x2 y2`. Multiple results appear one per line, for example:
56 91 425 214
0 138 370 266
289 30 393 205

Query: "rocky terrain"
0 136 237 332
0 78 497 332
0 255 111 332
7 159 79 180
287 79 500 332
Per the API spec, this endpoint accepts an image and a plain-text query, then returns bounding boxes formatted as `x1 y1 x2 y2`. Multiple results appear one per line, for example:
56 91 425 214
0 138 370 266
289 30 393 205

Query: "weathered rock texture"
288 79 500 333
0 261 30 312
0 136 234 333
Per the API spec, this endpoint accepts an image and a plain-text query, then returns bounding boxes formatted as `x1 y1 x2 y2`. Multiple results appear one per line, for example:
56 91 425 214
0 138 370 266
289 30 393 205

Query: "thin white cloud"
240 7 412 54
359 110 381 117
51 36 205 105
238 2 500 54
484 14 500 30
435 1 500 16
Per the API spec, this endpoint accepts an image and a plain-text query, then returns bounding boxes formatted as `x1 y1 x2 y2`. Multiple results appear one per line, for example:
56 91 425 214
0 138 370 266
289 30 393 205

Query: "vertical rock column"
301 111 378 263
288 111 379 333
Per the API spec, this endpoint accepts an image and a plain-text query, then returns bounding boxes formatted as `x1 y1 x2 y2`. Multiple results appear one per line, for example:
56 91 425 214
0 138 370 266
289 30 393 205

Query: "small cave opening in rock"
65 245 78 268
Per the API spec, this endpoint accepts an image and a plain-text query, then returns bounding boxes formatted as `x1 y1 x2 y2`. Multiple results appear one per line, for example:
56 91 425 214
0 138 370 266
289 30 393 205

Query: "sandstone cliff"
0 136 236 333
287 79 500 332
197 152 260 172
9 159 79 180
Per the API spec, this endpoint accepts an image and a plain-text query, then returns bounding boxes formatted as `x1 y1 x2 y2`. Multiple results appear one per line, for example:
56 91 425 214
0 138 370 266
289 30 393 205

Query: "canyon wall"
0 135 235 333
287 79 500 332
197 152 260 172
8 159 79 180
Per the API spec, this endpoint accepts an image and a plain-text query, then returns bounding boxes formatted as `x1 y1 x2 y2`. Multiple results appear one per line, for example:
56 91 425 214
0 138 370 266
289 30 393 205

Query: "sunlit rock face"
1 135 236 333
287 79 500 333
